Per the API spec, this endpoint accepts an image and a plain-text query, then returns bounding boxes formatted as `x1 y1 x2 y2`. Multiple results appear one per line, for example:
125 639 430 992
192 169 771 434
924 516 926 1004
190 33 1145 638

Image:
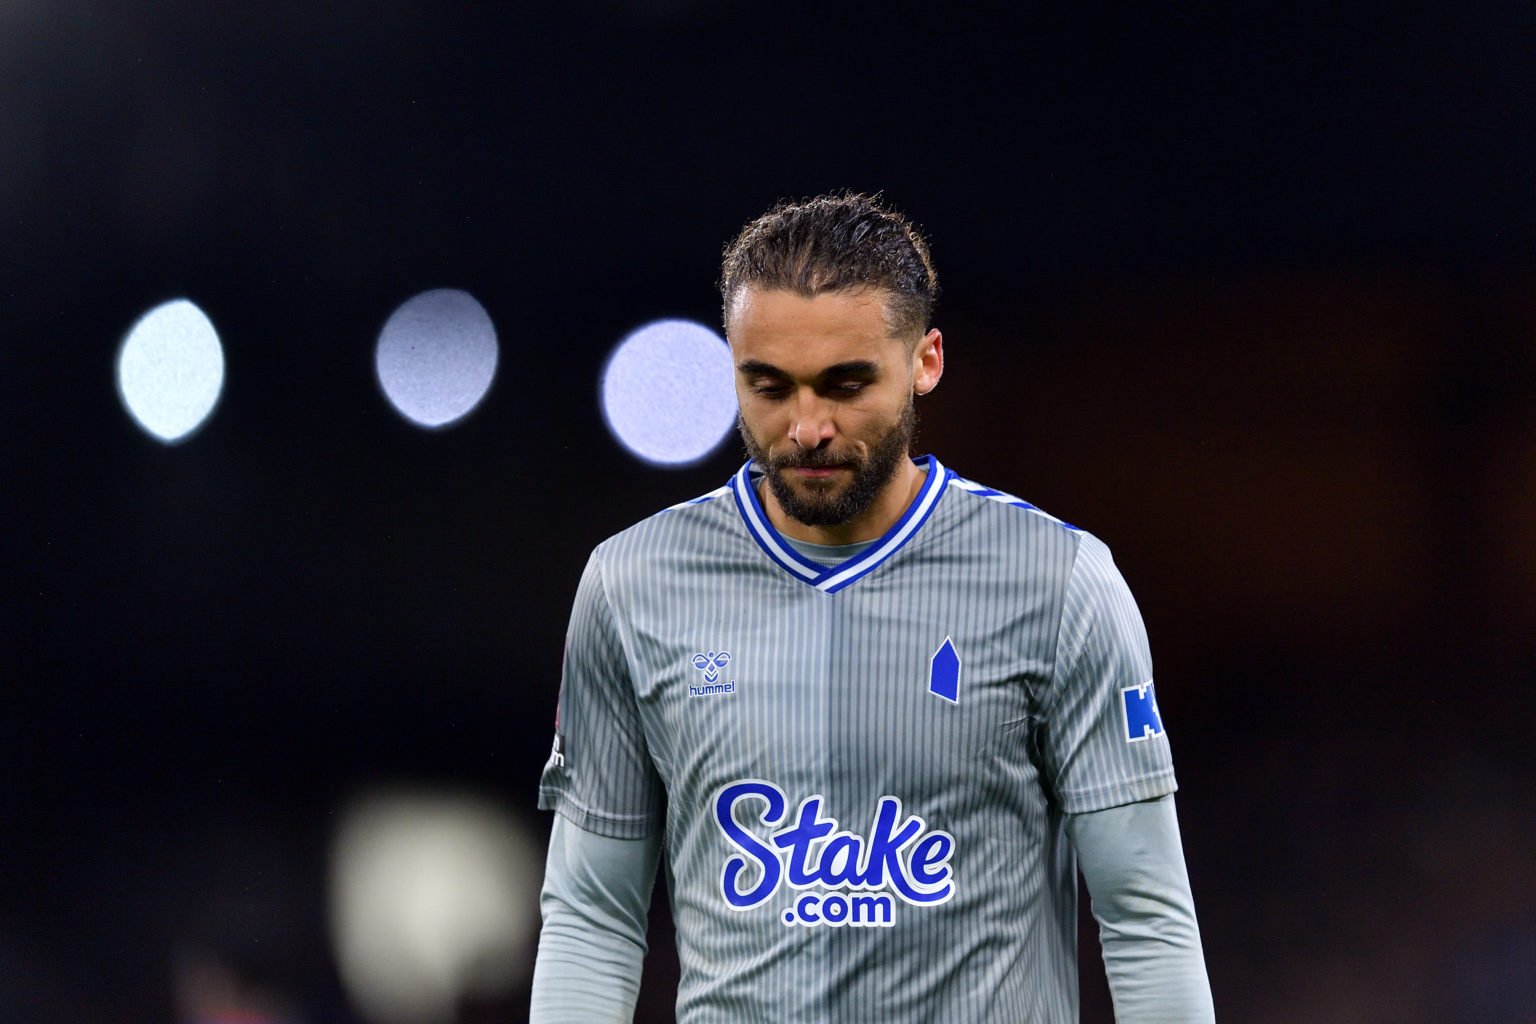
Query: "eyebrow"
736 359 881 379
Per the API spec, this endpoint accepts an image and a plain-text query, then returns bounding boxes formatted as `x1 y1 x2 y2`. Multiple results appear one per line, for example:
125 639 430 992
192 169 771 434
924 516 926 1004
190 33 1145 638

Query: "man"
531 193 1214 1022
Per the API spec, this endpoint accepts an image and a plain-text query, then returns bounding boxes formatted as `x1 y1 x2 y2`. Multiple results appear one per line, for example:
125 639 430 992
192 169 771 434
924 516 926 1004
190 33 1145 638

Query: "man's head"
720 193 943 531
719 191 938 347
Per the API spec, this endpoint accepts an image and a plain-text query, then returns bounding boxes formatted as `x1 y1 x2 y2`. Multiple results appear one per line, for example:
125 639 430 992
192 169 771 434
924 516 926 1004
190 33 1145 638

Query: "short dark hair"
719 191 938 342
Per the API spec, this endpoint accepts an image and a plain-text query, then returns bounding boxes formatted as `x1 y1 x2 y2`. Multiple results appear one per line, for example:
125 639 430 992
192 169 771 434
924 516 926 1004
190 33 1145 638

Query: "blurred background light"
174 952 300 1024
375 289 498 429
329 790 540 1024
601 318 735 466
116 299 225 443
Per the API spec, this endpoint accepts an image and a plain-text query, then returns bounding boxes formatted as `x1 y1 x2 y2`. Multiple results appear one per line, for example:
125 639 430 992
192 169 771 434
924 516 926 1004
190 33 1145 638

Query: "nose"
789 391 835 450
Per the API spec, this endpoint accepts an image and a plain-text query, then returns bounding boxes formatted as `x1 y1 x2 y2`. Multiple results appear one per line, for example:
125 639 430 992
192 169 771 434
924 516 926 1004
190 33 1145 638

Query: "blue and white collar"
728 455 952 593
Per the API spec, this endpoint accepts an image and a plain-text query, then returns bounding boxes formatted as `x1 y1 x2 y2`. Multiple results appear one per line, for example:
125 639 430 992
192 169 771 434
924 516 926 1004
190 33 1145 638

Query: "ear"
912 328 944 396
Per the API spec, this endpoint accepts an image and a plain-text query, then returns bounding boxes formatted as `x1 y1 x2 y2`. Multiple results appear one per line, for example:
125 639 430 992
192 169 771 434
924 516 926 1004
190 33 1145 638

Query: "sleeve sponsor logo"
1121 680 1165 742
713 779 955 928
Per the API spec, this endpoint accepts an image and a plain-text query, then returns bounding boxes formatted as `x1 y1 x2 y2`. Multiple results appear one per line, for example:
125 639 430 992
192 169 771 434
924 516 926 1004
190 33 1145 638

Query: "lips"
773 455 855 472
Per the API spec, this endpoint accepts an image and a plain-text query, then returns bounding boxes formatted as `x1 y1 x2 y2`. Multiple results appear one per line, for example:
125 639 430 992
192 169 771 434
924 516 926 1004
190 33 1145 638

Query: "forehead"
727 288 902 371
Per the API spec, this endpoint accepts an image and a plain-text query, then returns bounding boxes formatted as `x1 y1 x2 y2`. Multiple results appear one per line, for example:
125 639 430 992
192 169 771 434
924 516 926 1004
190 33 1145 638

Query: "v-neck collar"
728 455 952 593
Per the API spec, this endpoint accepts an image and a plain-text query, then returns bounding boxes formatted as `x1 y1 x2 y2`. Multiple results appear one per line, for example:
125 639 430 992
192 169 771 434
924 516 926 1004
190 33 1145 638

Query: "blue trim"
729 464 824 579
817 463 951 593
729 455 952 592
952 477 1081 532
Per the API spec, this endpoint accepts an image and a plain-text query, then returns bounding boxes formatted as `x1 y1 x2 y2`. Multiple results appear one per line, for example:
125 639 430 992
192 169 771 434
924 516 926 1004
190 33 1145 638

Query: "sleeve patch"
1121 681 1166 742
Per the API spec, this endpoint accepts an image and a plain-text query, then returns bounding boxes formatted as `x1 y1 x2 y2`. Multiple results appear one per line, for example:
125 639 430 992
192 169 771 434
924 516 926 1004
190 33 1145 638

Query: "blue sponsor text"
713 780 956 927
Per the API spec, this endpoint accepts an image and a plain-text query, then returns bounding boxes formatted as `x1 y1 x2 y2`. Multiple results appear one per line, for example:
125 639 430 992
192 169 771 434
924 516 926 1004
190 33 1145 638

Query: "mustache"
766 448 859 471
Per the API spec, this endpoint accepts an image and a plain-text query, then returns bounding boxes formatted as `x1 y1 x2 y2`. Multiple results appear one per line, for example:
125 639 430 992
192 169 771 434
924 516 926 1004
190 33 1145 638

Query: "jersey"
537 455 1178 1023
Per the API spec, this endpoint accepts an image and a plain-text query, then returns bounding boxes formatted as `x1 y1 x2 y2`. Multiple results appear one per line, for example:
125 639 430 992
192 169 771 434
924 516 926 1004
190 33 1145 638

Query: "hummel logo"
692 651 731 683
690 650 735 697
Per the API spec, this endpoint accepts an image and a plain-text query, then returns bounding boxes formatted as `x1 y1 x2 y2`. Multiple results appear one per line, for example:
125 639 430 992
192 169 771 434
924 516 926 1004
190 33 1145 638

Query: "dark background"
5 3 1535 1021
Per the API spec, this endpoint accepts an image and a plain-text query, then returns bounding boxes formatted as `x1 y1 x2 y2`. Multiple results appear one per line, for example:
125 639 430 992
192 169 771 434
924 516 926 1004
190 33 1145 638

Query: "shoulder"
1064 529 1123 587
937 467 1138 605
945 471 1083 535
596 479 735 553
1055 525 1148 655
589 478 740 585
918 466 1104 606
940 469 1090 563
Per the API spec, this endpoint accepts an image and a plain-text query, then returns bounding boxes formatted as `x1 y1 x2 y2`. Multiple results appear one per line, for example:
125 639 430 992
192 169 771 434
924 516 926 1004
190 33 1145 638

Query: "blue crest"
928 636 961 703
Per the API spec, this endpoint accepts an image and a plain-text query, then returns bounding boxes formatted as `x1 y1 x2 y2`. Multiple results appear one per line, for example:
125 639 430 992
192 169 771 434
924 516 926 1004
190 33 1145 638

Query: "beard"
739 399 917 528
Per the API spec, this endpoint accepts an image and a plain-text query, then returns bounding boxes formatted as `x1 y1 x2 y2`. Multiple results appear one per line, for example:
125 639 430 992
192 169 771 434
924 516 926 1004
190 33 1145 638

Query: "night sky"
5 4 1536 1021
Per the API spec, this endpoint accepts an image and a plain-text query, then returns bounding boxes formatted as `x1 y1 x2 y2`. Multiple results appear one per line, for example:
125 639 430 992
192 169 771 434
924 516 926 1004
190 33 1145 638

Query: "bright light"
601 318 735 466
330 791 540 1024
116 299 224 443
375 289 498 429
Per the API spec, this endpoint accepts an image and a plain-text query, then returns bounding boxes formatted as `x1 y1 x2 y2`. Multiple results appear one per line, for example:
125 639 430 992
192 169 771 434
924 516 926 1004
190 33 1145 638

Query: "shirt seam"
1058 769 1179 810
1045 529 1090 720
540 787 662 834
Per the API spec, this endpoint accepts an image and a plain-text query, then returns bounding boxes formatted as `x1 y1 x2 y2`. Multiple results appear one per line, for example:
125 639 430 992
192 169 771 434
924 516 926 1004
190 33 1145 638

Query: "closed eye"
737 360 879 399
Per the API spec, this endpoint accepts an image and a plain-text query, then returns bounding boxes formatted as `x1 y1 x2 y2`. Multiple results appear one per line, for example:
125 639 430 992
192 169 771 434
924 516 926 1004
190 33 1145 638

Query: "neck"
761 457 926 546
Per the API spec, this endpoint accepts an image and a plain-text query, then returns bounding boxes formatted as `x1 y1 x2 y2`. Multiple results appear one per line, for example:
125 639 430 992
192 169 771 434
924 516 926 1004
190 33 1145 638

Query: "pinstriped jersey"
538 455 1178 1023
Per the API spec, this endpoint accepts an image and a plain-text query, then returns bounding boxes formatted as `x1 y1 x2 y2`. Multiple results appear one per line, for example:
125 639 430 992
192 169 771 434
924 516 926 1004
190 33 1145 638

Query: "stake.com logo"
712 779 956 928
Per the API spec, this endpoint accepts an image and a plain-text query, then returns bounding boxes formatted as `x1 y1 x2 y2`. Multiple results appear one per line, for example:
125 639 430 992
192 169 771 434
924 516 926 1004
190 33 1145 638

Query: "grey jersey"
538 456 1178 1023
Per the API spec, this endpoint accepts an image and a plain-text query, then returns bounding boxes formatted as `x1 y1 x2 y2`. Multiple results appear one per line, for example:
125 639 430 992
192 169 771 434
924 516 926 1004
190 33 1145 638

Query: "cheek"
736 401 783 442
844 395 902 437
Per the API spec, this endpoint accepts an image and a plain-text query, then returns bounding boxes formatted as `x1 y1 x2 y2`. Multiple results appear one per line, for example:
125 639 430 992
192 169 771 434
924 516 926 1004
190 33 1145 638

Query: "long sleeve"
1067 794 1215 1023
529 813 663 1024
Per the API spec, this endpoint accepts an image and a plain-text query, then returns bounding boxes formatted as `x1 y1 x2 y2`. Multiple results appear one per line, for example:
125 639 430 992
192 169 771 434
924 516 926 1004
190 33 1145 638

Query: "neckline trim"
728 455 952 593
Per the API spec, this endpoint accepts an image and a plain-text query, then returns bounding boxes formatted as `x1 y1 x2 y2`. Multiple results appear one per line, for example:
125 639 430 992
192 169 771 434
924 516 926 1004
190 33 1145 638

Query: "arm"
1067 794 1214 1023
529 813 662 1024
1039 533 1211 1018
533 550 667 1019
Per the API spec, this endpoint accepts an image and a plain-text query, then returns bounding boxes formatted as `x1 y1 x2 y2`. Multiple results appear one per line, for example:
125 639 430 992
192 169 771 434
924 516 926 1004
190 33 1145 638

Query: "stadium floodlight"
601 318 735 467
376 289 499 429
116 299 225 444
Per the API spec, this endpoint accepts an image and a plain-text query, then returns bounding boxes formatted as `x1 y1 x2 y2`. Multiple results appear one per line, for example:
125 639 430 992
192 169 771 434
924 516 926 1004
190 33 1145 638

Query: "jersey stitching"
1057 767 1178 798
543 791 662 833
1044 530 1092 729
592 549 665 799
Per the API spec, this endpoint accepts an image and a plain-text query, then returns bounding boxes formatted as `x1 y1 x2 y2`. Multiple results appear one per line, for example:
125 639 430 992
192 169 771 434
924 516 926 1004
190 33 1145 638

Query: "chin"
792 477 844 494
